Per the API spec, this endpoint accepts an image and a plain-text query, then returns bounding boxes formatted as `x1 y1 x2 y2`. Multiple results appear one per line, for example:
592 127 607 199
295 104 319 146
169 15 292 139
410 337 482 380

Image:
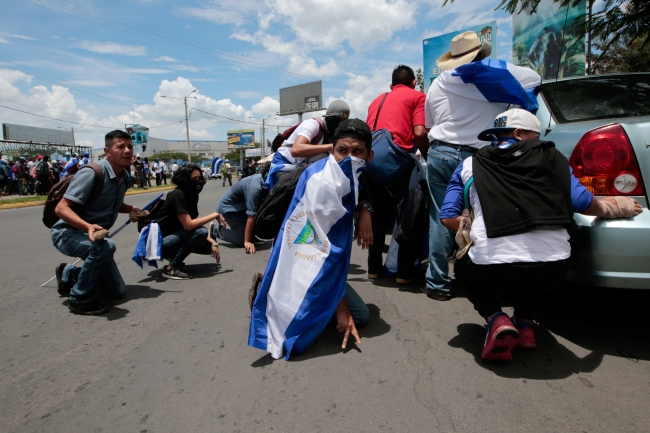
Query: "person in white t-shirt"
266 100 350 188
160 159 168 185
440 109 642 362
422 31 541 302
153 158 163 186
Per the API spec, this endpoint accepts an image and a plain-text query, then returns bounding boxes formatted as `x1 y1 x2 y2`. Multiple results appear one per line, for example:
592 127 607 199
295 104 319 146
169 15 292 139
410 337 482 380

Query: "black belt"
430 140 479 155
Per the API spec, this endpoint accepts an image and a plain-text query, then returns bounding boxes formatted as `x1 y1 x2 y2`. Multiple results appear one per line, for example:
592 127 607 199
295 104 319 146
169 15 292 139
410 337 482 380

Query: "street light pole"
261 117 265 158
162 89 196 163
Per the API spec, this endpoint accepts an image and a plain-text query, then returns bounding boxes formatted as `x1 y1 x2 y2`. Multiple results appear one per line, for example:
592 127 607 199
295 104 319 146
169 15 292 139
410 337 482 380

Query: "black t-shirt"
157 189 199 236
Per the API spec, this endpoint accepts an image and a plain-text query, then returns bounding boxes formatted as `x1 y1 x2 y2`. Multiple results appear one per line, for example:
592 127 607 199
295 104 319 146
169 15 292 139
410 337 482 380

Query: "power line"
0 103 184 129
19 0 349 87
0 57 153 103
189 107 291 128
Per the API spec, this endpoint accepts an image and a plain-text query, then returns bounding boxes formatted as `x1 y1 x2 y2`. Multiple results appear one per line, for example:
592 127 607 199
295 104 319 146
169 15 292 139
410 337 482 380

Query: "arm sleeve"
412 92 426 127
507 63 542 90
424 91 435 129
439 164 465 219
569 167 594 213
296 119 321 143
245 182 264 216
62 168 97 205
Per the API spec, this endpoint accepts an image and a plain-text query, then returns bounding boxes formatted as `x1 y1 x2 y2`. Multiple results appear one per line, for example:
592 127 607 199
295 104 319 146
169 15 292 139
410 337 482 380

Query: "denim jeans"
52 228 126 304
425 143 475 294
216 212 247 246
162 227 212 267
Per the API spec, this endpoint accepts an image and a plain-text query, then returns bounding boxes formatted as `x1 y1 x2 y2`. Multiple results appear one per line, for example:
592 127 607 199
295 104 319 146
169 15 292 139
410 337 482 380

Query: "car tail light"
569 124 646 196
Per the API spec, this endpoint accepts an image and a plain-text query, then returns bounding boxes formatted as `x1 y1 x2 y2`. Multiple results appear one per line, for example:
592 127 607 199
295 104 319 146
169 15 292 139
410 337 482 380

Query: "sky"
0 0 516 149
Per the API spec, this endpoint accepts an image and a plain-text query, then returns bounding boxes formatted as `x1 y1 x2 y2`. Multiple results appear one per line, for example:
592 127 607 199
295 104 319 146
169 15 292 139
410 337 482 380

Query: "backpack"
36 161 48 177
254 166 308 241
42 163 104 228
393 160 429 247
137 197 167 232
12 164 19 175
365 93 415 190
270 118 326 152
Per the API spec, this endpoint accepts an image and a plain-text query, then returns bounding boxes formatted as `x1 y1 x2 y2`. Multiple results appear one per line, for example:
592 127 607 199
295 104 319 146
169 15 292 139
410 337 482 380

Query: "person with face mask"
439 109 642 361
156 164 227 280
265 100 350 189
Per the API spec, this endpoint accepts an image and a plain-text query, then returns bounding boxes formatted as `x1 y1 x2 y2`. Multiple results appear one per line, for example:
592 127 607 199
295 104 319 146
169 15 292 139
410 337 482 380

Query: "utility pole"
161 89 196 163
184 96 192 163
261 117 266 158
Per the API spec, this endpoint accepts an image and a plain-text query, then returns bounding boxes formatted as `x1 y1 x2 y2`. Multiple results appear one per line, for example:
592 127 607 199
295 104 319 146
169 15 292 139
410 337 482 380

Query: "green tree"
592 36 650 73
442 0 650 57
151 151 208 164
415 68 425 93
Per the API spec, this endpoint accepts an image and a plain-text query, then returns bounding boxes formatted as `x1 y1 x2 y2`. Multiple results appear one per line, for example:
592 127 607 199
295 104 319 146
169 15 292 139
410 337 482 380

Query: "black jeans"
454 256 570 320
363 173 418 278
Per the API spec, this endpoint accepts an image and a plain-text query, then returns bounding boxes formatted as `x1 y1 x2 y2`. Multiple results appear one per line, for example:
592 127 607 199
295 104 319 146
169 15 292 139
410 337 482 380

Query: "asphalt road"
1 179 649 433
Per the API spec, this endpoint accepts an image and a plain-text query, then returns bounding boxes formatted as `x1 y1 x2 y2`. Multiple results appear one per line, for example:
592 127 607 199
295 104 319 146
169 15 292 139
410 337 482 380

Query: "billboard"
125 124 149 153
279 81 323 116
423 22 497 93
513 0 586 79
2 123 75 144
227 130 255 148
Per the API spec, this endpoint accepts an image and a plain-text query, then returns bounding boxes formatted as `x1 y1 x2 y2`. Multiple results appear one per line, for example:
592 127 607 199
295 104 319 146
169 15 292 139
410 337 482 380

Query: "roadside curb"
0 186 174 210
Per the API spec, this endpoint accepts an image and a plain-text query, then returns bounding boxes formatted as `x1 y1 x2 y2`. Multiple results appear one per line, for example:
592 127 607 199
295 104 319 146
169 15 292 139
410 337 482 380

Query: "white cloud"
8 33 37 41
0 38 9 44
177 0 264 25
67 80 117 87
270 0 415 51
79 41 147 56
172 64 201 72
251 96 279 115
233 90 263 99
153 56 177 62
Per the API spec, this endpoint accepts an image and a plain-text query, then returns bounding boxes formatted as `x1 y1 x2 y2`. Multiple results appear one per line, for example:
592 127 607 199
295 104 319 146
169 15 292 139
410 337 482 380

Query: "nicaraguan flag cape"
249 154 365 360
439 59 541 113
132 221 163 269
264 148 296 189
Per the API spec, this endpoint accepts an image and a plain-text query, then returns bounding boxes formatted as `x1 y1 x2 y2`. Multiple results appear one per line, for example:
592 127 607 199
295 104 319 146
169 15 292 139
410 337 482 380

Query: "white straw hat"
436 31 492 71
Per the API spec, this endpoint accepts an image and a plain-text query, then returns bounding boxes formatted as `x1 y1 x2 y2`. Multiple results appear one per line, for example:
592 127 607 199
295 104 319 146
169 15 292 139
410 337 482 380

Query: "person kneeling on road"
52 130 142 315
155 164 227 280
440 109 642 361
248 119 374 360
213 173 267 254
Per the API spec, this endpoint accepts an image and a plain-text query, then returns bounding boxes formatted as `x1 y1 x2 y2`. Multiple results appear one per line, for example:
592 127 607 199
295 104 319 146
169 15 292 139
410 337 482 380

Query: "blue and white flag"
249 154 365 360
132 221 163 269
264 149 297 189
439 59 541 113
211 157 223 177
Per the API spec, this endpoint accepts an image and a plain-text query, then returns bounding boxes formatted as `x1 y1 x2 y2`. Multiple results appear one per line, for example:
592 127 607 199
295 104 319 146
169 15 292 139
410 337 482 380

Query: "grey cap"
324 99 350 119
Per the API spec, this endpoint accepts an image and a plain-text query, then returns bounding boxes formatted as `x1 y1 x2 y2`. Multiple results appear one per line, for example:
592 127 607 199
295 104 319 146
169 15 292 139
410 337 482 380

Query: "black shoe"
249 272 263 311
163 266 191 280
55 263 70 297
421 285 452 301
68 299 109 315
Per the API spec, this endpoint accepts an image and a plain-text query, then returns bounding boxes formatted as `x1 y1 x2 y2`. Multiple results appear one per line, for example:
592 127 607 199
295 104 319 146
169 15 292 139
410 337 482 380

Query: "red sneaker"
513 318 536 349
482 313 520 361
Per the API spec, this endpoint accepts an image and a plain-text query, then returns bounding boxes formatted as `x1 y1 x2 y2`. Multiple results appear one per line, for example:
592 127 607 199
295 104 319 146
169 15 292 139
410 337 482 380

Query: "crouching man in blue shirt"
51 130 141 315
440 109 642 361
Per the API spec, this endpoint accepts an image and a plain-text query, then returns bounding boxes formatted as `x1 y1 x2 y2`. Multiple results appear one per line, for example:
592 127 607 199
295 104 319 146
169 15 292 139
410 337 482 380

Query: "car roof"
542 72 650 84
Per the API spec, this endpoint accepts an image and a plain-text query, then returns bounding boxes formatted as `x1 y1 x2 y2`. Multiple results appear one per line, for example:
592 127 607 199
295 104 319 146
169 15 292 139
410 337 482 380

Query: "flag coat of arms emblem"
249 155 364 360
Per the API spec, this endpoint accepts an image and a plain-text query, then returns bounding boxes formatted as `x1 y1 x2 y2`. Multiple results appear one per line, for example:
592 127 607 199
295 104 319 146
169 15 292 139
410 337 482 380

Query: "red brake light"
569 124 645 196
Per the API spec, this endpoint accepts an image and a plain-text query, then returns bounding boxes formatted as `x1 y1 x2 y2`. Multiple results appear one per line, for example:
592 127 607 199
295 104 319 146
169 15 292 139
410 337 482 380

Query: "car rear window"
542 74 650 123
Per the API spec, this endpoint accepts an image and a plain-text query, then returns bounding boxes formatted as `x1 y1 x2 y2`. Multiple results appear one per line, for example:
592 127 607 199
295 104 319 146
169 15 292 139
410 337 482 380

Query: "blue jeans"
343 283 370 327
162 227 212 267
215 212 247 246
425 143 475 294
52 228 126 304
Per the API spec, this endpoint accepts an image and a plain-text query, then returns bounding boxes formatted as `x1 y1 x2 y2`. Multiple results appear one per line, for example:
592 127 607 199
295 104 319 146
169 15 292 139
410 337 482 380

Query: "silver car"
536 73 650 289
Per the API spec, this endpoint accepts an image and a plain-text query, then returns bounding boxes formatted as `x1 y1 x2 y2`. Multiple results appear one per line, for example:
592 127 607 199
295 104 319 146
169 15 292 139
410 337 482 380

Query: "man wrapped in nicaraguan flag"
249 119 374 360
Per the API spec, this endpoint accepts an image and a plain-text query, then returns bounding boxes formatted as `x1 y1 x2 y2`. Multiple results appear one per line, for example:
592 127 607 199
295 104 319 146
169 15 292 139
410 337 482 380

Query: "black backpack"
254 166 308 241
42 163 104 228
270 118 326 152
36 161 49 177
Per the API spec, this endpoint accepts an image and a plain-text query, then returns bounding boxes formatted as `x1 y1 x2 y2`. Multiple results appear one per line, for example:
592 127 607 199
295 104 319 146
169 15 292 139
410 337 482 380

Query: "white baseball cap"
478 109 541 141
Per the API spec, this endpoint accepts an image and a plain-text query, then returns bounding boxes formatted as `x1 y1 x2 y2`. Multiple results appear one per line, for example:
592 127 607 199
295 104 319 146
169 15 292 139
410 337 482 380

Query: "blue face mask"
491 137 518 148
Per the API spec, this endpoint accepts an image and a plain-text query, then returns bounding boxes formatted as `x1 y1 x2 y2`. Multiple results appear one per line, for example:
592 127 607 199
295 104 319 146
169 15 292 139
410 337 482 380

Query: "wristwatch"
361 202 373 214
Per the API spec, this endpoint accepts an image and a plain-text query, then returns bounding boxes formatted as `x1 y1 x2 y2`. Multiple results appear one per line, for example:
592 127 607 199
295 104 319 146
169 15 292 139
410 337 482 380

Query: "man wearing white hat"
438 109 641 361
423 30 542 301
